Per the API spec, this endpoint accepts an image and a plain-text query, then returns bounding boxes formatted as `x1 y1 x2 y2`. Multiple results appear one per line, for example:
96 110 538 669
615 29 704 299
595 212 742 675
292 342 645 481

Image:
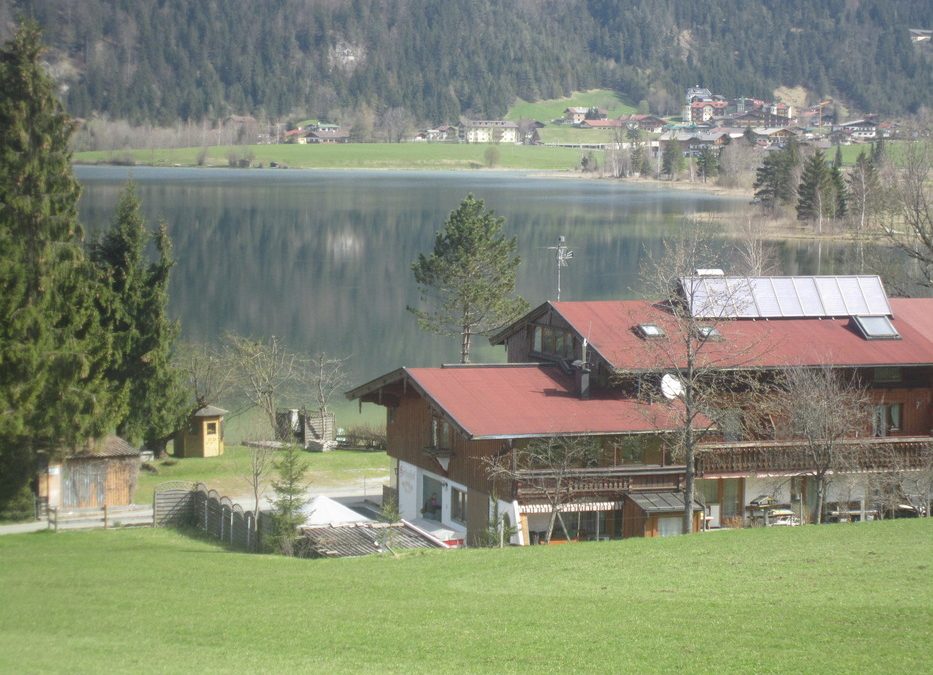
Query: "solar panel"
680 275 892 319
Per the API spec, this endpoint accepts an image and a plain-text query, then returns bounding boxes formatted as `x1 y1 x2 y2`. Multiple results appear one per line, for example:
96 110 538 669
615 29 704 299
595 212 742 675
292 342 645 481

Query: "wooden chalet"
349 275 933 546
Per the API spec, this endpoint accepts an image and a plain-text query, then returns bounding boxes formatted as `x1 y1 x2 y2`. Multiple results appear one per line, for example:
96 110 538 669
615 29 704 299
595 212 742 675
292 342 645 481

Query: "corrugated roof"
628 492 703 513
297 522 444 558
548 298 933 371
405 365 686 439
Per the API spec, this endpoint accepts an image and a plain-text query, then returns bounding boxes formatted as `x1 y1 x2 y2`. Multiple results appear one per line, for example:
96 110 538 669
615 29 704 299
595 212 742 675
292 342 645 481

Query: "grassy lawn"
74 143 588 171
135 445 390 505
506 89 637 123
0 520 929 672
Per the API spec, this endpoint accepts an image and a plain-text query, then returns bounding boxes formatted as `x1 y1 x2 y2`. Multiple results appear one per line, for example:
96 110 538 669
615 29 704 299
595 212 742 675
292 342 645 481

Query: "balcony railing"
513 465 685 502
696 436 933 476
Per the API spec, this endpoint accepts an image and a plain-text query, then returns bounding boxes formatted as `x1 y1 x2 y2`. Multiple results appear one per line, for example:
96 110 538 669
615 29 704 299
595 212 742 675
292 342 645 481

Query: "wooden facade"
175 406 227 458
38 436 140 509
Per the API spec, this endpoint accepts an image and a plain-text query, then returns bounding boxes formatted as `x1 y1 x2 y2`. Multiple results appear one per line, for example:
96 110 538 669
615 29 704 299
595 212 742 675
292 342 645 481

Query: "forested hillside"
3 0 931 126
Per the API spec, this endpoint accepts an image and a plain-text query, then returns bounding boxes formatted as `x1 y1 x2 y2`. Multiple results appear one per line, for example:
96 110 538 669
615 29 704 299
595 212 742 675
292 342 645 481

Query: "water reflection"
75 166 855 425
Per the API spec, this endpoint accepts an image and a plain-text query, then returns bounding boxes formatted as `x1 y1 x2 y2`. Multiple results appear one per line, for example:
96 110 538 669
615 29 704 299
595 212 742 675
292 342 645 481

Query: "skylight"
696 325 722 340
636 323 665 339
852 315 900 340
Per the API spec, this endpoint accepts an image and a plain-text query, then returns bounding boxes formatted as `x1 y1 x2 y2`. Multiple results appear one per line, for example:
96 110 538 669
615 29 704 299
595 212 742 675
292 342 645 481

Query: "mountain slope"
5 0 931 125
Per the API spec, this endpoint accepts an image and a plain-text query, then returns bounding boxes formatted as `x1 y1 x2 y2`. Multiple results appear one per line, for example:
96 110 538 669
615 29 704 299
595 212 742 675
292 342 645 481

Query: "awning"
628 492 704 513
520 501 623 514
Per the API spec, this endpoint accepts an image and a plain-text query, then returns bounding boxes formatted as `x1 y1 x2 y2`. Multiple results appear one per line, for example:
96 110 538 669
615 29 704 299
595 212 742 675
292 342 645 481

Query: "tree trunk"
460 328 472 364
815 473 825 524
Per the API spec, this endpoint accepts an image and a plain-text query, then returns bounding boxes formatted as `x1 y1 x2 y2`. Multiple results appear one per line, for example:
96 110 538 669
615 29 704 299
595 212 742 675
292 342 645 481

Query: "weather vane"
546 235 573 300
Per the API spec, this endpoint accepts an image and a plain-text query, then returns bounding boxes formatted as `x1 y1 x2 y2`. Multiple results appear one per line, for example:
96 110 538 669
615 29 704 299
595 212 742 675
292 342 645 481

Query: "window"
696 325 722 340
853 315 900 340
874 367 903 384
872 403 902 437
451 487 467 524
532 324 575 359
636 323 665 339
206 422 217 436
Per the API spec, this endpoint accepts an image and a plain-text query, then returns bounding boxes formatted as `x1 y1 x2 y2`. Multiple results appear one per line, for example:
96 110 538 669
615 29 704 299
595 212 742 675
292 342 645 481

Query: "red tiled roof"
404 365 686 439
551 298 933 370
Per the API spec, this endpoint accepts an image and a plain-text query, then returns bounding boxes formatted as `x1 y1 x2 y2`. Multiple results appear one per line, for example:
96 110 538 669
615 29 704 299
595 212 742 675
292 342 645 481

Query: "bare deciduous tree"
483 435 601 544
881 138 933 287
225 334 309 436
626 225 772 534
771 366 872 523
174 341 236 412
242 443 276 515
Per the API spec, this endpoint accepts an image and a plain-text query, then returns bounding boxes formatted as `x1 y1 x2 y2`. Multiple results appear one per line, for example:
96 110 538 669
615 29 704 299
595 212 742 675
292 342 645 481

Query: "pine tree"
696 145 719 183
0 22 120 515
90 183 188 454
796 149 835 228
847 150 881 235
753 145 797 211
409 195 528 363
269 444 310 555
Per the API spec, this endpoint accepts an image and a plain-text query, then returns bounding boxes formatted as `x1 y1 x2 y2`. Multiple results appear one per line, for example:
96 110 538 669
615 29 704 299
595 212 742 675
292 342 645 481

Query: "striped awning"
520 501 623 514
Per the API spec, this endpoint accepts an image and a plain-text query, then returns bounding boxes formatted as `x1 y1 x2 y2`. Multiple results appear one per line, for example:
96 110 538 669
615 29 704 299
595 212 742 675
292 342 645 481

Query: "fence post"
103 504 109 529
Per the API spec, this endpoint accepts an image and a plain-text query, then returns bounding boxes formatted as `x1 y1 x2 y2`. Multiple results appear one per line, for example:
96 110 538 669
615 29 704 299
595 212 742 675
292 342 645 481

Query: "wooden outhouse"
622 492 704 538
174 405 228 458
37 435 141 509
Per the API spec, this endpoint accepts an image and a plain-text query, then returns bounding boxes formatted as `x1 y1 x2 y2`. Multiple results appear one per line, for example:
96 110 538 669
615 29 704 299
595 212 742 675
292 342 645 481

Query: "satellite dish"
661 373 684 400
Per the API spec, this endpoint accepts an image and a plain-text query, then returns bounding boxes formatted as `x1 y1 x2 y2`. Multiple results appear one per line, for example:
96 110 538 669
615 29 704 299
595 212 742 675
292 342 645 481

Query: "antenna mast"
546 235 573 300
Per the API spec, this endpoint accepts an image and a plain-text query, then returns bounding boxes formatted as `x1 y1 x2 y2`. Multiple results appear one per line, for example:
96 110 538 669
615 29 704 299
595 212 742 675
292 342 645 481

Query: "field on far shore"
1 519 930 672
73 142 590 171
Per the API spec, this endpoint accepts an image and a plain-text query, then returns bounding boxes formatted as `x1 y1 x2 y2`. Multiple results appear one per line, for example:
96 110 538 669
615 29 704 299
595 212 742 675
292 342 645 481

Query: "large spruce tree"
90 183 187 454
409 195 528 363
0 22 120 515
796 149 836 226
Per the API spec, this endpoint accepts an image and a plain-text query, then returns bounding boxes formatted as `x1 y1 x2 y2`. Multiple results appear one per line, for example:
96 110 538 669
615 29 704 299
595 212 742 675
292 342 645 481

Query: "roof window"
852 315 900 340
636 323 665 339
696 325 722 340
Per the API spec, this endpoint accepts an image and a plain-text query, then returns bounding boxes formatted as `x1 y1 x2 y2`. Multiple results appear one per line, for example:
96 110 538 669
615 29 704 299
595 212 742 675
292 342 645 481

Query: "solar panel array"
680 275 893 319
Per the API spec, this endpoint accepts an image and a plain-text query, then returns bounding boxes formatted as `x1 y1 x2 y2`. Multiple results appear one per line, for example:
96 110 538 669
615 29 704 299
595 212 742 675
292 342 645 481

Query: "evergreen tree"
661 141 681 180
409 195 528 363
796 150 835 227
90 183 188 454
696 145 719 183
753 145 797 211
0 22 120 515
269 444 310 555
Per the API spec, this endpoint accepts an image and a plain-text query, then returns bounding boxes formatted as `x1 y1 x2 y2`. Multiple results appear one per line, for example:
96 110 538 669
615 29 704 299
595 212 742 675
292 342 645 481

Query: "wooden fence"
153 481 266 552
48 504 153 531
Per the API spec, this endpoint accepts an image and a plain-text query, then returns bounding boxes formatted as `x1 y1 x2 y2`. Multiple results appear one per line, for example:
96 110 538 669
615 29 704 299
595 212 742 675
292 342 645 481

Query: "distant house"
618 114 667 134
458 119 520 144
909 28 931 43
305 128 350 143
836 119 879 140
579 118 623 129
37 436 141 510
563 107 589 124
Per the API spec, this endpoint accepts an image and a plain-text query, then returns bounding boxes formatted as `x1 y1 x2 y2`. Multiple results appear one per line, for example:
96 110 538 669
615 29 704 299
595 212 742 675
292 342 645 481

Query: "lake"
74 166 850 430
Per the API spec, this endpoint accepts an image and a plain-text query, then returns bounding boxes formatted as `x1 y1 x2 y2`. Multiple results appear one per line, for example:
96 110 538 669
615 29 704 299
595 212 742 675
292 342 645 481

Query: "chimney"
572 359 591 400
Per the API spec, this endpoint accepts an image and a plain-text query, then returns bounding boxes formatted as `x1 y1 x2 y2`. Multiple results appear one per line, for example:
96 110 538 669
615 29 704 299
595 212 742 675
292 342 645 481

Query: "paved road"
0 520 48 535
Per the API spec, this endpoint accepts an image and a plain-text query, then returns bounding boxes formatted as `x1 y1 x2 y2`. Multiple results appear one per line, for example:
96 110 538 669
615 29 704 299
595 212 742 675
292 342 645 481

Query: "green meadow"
506 89 637 123
134 446 390 505
1 520 929 672
73 142 589 172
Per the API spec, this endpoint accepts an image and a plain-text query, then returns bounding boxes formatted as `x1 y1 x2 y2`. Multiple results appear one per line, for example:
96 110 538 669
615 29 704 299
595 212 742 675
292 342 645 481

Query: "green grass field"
135 446 390 505
74 142 588 171
506 89 637 123
1 520 929 672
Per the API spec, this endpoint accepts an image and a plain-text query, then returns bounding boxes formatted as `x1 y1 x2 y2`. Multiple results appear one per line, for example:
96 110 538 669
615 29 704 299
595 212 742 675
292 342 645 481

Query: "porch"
695 437 932 476
512 465 686 502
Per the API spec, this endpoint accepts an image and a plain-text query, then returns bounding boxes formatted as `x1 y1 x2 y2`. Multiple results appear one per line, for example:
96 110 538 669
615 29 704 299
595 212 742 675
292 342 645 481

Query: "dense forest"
2 0 931 126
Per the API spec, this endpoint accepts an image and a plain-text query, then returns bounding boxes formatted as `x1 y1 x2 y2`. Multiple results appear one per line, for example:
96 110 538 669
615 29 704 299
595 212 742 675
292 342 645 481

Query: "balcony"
696 436 933 476
513 465 686 502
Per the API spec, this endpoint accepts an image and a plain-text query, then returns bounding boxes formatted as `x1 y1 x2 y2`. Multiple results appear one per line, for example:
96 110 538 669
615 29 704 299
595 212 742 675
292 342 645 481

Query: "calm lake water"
74 166 852 428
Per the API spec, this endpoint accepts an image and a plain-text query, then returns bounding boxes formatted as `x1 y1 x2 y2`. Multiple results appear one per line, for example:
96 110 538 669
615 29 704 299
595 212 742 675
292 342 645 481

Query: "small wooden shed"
174 405 228 458
37 435 141 509
622 492 704 538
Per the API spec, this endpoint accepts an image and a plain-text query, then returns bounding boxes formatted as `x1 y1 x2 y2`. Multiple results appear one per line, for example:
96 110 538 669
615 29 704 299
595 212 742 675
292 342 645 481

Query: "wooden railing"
696 436 933 476
514 465 685 501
